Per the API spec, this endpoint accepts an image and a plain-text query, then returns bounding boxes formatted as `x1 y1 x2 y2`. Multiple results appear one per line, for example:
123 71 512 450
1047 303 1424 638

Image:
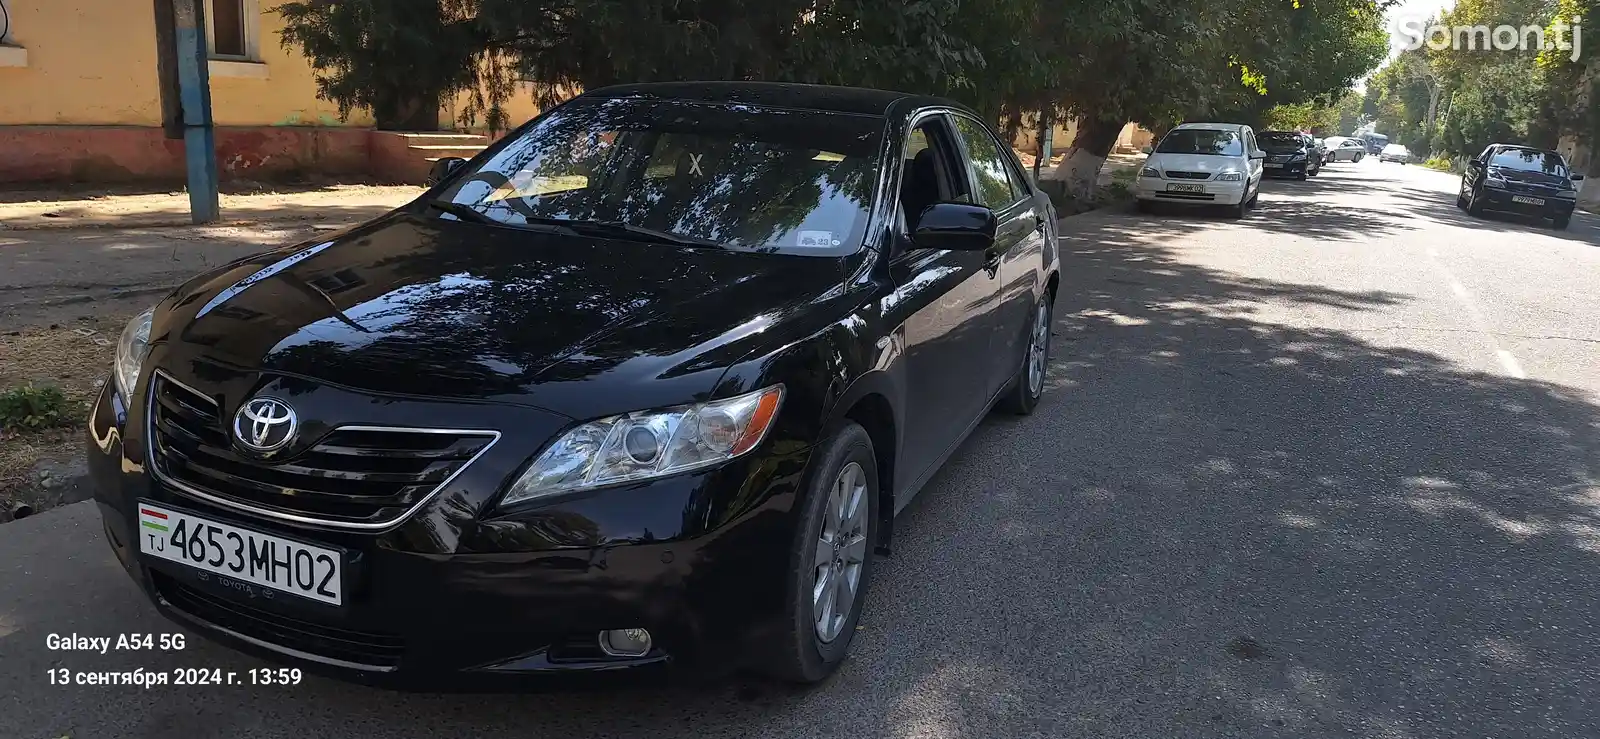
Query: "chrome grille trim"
146 369 502 532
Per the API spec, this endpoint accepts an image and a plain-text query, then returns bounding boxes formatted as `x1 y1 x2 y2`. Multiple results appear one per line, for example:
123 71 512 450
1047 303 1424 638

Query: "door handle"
983 248 1001 276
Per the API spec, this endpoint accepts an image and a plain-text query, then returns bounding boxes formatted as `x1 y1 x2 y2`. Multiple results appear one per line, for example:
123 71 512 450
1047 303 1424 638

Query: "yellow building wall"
0 1 540 130
0 1 164 125
208 11 373 128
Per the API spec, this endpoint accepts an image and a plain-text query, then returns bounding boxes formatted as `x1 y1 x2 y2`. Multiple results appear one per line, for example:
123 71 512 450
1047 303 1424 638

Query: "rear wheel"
759 422 879 684
998 294 1054 415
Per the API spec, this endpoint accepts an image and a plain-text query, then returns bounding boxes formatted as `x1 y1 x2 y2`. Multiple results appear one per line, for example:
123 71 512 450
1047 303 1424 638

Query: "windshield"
1156 129 1244 156
1384 145 1407 154
1489 148 1569 176
1258 132 1305 151
431 97 884 255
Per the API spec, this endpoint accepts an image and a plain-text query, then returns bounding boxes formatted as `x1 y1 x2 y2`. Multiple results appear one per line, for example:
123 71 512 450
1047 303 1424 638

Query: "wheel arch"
825 370 902 555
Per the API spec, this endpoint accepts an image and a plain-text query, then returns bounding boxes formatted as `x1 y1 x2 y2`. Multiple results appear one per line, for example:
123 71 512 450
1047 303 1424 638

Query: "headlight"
1289 153 1306 161
1140 167 1160 178
113 308 155 401
501 384 785 505
1484 176 1506 189
1215 171 1243 182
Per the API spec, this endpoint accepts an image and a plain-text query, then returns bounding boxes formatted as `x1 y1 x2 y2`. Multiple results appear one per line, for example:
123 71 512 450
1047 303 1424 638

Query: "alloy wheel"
1026 301 1050 396
813 461 869 643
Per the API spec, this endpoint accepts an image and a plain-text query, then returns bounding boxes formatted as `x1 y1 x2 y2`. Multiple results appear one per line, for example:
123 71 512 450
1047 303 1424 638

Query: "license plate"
1511 195 1545 205
1166 183 1204 193
1264 162 1283 168
138 502 343 605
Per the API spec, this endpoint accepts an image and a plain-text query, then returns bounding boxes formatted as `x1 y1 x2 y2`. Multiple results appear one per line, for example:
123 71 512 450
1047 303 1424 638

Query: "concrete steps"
370 131 491 184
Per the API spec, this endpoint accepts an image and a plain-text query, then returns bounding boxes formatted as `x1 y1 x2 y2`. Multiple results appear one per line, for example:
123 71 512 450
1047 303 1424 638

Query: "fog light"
598 628 652 657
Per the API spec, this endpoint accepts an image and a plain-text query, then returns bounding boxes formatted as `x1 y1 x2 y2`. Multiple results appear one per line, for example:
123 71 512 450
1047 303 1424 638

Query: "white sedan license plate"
1166 183 1205 193
138 502 343 605
1264 162 1284 168
1512 195 1545 206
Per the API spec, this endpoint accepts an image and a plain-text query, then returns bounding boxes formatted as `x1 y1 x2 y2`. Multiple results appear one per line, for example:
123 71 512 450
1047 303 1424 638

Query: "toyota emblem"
233 397 298 454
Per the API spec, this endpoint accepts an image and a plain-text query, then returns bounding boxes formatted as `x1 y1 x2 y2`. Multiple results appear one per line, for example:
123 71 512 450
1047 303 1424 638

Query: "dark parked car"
1458 143 1585 229
1258 130 1321 179
88 82 1061 689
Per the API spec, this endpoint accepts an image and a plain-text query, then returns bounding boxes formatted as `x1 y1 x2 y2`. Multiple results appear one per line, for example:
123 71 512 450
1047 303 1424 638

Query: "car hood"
1490 166 1570 188
157 214 843 418
1147 153 1245 173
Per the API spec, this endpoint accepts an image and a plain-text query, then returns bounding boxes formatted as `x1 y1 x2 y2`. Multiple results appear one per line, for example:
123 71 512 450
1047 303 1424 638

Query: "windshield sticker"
798 231 839 248
689 153 704 176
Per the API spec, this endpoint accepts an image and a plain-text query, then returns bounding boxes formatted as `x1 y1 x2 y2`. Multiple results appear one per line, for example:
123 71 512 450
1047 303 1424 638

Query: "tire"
1224 188 1249 219
1466 187 1485 217
759 422 880 684
1553 214 1571 230
1355 154 1364 163
1456 182 1468 209
997 294 1054 415
1246 187 1259 207
1135 199 1153 214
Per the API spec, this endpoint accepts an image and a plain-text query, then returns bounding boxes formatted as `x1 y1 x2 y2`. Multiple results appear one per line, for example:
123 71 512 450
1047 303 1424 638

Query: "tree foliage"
274 0 1394 174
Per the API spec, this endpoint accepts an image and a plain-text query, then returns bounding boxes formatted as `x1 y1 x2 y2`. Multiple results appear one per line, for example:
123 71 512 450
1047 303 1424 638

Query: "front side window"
952 115 1020 209
434 98 885 255
1158 129 1244 157
1489 148 1568 176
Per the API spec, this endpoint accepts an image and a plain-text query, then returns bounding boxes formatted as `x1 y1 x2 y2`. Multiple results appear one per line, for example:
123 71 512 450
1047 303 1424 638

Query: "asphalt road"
4 159 1599 738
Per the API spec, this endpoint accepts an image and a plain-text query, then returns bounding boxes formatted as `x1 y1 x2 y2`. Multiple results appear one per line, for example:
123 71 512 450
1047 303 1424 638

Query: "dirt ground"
0 181 420 230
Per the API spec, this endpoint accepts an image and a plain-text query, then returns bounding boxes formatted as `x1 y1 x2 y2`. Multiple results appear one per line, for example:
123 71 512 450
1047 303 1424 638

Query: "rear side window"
952 115 1021 209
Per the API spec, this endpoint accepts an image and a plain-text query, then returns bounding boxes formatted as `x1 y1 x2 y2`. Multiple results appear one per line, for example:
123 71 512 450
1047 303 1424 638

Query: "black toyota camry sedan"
1458 143 1585 229
87 82 1060 689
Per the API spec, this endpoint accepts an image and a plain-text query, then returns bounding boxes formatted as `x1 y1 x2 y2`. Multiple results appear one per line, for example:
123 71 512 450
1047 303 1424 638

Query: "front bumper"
1477 187 1576 219
1263 160 1311 177
1134 177 1247 205
86 376 814 690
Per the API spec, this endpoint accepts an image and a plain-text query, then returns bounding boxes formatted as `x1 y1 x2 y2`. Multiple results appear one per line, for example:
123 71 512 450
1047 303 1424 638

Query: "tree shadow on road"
862 217 1600 736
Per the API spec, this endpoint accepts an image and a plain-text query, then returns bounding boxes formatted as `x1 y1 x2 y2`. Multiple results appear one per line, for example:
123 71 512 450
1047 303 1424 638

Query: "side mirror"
1249 151 1266 160
1572 173 1585 181
1471 158 1486 167
1140 145 1153 155
426 157 468 186
912 202 997 252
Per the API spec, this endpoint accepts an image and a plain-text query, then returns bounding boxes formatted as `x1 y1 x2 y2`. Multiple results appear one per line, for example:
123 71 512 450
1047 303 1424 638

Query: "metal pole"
171 0 219 223
1034 109 1054 182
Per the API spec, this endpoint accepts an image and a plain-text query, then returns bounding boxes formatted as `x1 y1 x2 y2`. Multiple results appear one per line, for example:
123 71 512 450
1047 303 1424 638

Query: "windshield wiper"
424 200 497 224
514 216 727 248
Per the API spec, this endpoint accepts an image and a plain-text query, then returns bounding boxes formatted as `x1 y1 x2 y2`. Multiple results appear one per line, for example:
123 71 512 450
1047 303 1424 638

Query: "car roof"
579 81 964 117
1173 122 1246 131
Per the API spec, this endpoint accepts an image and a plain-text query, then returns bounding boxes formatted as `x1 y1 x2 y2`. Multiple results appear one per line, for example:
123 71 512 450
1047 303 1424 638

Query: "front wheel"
1553 213 1571 230
998 295 1054 415
1466 187 1485 216
759 422 879 684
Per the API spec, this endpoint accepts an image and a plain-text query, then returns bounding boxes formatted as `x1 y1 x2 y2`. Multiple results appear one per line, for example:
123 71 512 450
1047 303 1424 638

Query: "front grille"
1155 191 1217 201
148 372 497 526
1164 170 1211 180
153 572 404 669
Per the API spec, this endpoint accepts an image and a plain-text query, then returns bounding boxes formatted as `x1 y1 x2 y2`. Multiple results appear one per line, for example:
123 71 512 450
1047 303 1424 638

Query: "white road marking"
1429 258 1528 380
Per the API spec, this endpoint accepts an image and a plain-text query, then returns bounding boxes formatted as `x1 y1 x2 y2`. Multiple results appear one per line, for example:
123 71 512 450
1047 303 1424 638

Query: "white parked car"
1134 122 1265 218
1322 137 1367 163
1379 143 1413 164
